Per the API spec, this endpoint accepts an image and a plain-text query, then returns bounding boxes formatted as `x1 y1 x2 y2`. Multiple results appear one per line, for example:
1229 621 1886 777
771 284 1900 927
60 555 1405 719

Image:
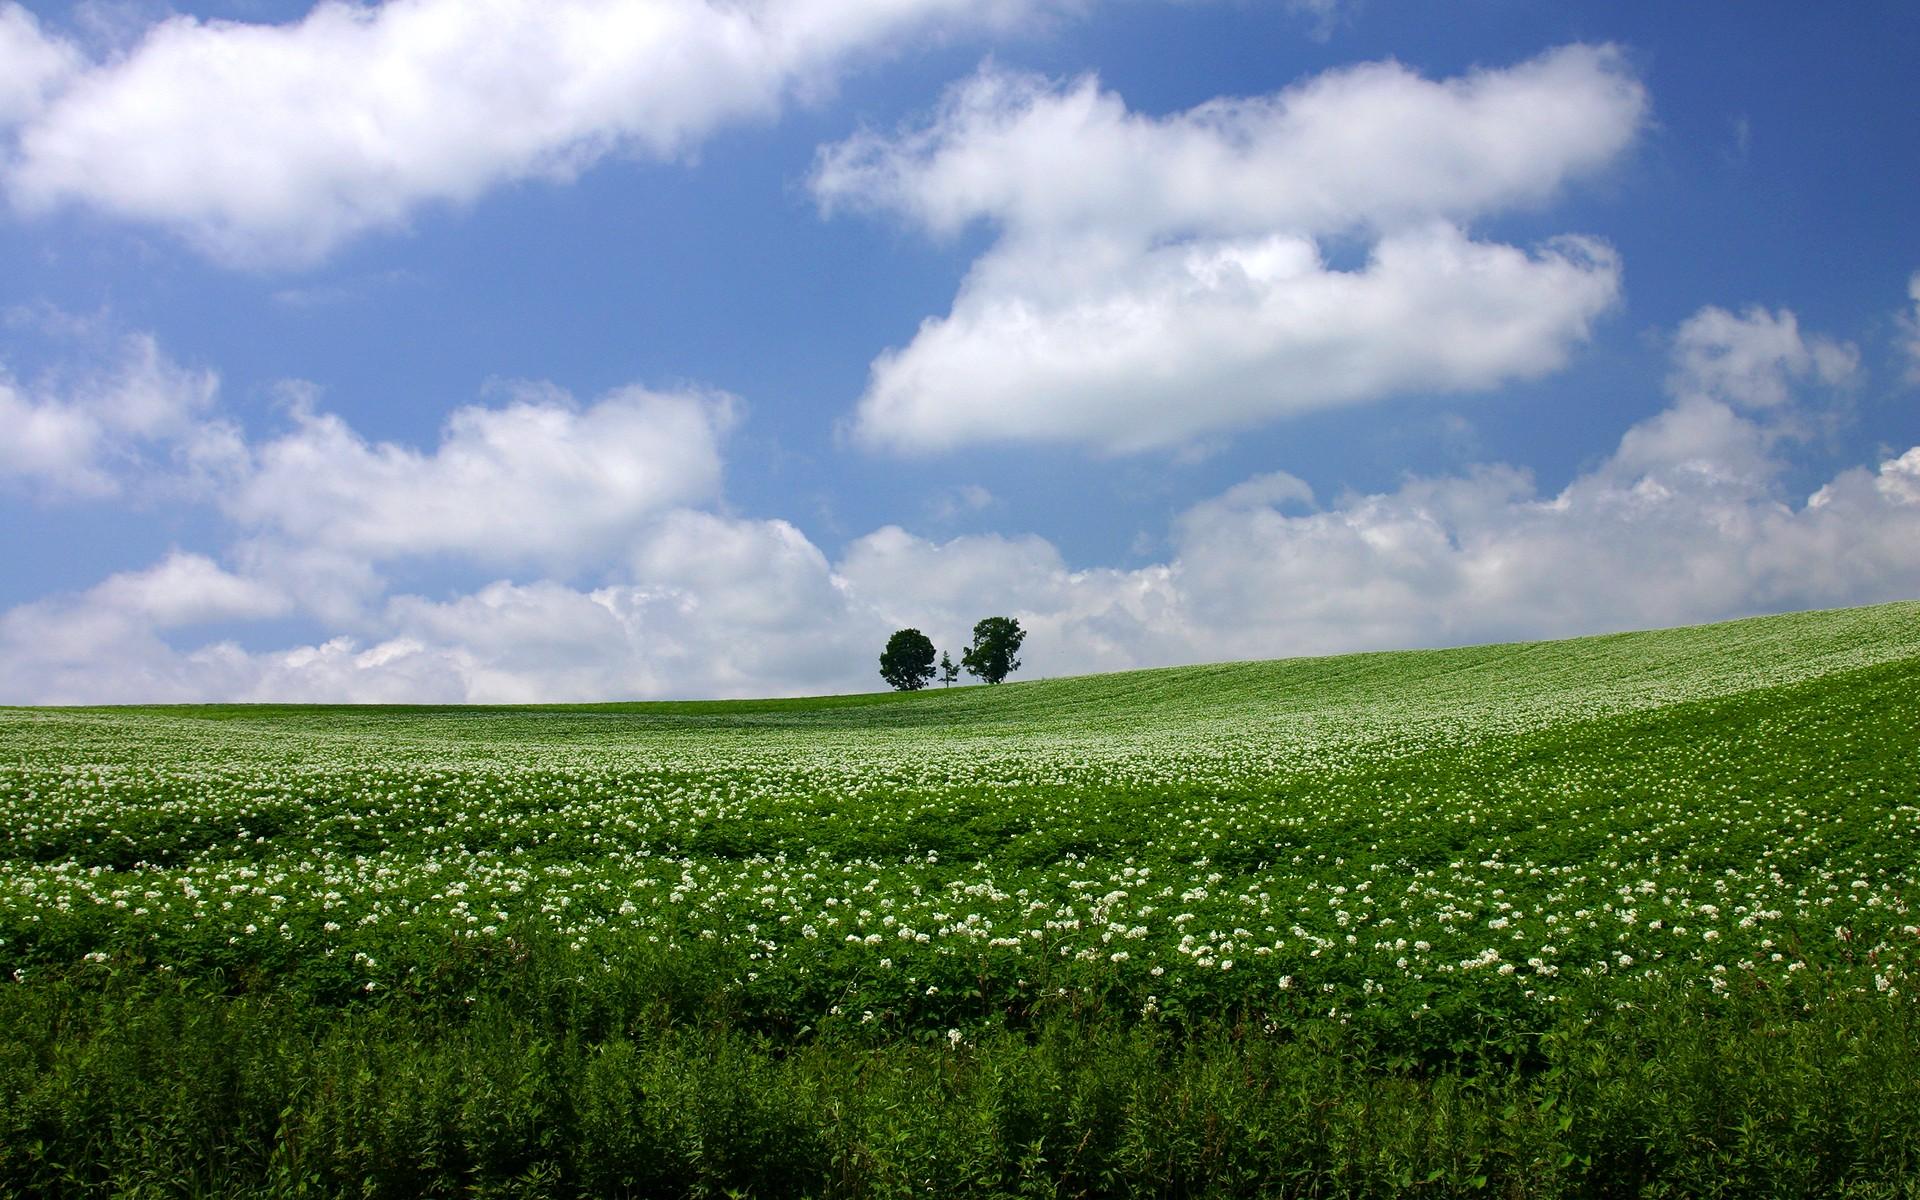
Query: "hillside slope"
6 599 1916 762
3 601 1918 1196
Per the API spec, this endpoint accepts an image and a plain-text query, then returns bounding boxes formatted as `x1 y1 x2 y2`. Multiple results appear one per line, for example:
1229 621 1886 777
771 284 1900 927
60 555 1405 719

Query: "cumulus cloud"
839 525 1186 677
0 553 291 703
0 4 78 125
377 522 875 701
226 384 734 570
4 303 1917 705
814 46 1647 453
854 225 1621 453
1161 426 1920 662
1120 306 1882 659
87 551 291 629
4 0 1079 264
226 540 386 629
5 324 739 575
8 405 1919 702
0 512 883 704
814 47 1645 240
831 359 1917 679
0 332 227 497
1667 304 1857 410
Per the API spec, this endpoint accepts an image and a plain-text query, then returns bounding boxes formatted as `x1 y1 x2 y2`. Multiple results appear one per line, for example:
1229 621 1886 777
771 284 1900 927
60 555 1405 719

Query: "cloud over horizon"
3 302 1916 706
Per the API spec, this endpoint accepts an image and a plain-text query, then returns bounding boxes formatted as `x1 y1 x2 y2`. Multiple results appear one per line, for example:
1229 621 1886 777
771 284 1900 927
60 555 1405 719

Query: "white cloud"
4 323 741 583
1601 396 1776 495
627 509 844 630
0 553 292 704
824 379 1920 682
88 551 290 629
0 374 98 489
854 225 1620 453
814 46 1645 241
813 47 1646 452
841 524 1074 634
0 511 882 703
0 332 225 497
838 524 1185 677
8 403 1919 702
227 384 734 570
377 582 652 703
424 511 893 700
227 540 386 628
5 0 1080 264
1161 424 1920 661
305 528 878 702
5 303 1917 705
0 3 78 126
1667 304 1857 410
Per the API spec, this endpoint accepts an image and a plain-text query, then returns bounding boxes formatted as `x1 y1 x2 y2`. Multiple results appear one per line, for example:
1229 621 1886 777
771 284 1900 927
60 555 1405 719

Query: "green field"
3 602 1919 1197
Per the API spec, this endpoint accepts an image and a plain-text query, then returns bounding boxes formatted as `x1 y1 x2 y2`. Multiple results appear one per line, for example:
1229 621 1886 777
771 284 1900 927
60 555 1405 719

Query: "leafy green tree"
879 628 937 691
961 616 1025 685
938 651 959 687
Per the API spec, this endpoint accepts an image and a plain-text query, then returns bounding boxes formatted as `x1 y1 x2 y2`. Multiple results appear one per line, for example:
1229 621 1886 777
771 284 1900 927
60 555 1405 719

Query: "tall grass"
4 958 1918 1198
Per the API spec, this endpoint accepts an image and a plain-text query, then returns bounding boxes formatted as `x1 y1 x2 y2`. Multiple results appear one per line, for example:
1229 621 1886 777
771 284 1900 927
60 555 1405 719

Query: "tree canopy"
878 628 937 691
961 616 1025 685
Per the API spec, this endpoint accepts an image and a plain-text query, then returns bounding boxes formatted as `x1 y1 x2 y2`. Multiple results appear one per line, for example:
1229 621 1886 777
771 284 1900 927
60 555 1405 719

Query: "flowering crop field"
3 601 1919 1197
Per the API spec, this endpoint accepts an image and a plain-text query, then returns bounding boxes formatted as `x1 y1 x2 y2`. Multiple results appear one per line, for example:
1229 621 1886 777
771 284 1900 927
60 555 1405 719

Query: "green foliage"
2 600 1919 1194
2 972 1917 1197
960 615 1025 684
880 628 938 691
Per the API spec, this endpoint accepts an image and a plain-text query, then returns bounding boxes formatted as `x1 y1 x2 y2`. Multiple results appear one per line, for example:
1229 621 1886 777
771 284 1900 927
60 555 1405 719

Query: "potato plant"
1 601 1917 1195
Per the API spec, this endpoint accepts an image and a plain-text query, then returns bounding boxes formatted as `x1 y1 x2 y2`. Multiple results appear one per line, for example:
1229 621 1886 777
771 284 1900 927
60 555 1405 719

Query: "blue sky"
1 0 1917 702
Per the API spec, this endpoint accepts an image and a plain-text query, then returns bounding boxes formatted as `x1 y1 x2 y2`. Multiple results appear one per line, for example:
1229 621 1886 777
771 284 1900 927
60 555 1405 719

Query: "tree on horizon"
879 628 937 691
961 617 1025 685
